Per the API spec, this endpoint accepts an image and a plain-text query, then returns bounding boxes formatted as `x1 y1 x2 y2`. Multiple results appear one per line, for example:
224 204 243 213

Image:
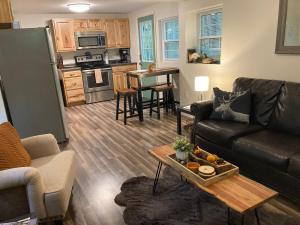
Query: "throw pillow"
210 87 251 123
0 122 31 171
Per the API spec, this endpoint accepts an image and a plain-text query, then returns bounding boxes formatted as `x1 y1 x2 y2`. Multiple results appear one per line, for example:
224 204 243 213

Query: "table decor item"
147 63 156 72
173 138 193 161
187 162 200 173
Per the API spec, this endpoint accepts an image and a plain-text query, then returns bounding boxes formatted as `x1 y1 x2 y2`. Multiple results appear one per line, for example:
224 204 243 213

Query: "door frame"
137 14 156 69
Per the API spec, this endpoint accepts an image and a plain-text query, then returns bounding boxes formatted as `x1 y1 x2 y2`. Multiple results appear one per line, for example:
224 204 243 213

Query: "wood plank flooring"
60 100 300 225
61 100 180 225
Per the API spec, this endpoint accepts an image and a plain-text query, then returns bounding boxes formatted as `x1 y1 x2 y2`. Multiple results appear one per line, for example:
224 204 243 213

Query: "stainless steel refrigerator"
0 27 69 142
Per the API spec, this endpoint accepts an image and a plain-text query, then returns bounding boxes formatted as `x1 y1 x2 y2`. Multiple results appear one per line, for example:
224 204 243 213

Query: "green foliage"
173 137 194 153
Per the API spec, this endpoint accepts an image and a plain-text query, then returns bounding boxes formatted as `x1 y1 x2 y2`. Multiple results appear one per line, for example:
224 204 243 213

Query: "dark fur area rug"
115 167 299 225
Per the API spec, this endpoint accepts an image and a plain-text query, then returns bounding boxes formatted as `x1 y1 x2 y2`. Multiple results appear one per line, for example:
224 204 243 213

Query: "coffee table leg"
152 161 162 194
241 214 245 225
227 208 231 225
255 209 260 225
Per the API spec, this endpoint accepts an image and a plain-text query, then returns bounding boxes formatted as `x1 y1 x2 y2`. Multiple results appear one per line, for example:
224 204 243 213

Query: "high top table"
126 67 180 121
149 145 278 225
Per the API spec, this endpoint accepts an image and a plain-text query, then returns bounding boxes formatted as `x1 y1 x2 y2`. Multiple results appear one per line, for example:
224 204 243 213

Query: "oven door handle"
82 69 112 74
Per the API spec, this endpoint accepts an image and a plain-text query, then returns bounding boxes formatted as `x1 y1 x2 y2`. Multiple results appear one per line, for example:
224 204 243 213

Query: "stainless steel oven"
82 67 114 103
75 31 106 50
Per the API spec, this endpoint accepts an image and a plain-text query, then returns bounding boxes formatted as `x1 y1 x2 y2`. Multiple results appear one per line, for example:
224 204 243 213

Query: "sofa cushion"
0 122 31 171
288 154 300 180
31 150 76 218
233 130 300 172
210 87 251 123
233 77 284 126
270 82 300 137
194 120 263 148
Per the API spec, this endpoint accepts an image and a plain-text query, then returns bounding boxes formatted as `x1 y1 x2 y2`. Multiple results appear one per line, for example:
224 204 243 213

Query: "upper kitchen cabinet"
88 19 105 31
115 19 131 48
105 19 117 48
105 19 131 49
0 0 13 24
52 19 76 52
74 19 105 32
73 19 89 32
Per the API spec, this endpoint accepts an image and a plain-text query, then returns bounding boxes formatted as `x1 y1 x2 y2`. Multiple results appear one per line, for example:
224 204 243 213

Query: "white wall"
14 13 128 28
179 0 300 105
128 2 179 98
129 2 179 68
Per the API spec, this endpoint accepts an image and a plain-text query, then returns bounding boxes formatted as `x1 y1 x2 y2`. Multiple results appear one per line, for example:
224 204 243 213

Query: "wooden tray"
167 153 239 186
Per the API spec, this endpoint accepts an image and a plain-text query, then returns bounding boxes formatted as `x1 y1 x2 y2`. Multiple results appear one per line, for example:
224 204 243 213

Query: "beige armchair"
0 134 76 223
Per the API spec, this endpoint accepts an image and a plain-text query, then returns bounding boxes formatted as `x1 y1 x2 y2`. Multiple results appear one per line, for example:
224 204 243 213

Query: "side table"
177 105 194 135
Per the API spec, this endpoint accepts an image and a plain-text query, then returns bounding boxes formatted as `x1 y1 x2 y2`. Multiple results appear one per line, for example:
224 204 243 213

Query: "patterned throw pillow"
210 87 252 123
0 122 31 171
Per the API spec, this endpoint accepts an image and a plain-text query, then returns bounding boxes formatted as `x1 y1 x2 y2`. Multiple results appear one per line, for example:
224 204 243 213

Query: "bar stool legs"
116 93 120 120
149 86 176 120
156 91 160 120
116 89 140 125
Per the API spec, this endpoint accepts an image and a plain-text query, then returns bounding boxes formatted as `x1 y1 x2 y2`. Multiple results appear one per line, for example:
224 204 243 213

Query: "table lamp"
194 76 209 101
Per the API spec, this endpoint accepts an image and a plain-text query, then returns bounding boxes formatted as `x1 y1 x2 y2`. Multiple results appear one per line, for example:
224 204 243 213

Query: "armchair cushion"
31 150 76 218
0 122 31 171
22 134 60 159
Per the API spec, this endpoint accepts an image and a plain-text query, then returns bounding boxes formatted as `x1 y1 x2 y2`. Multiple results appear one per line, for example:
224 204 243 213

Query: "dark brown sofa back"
270 82 300 137
233 77 284 126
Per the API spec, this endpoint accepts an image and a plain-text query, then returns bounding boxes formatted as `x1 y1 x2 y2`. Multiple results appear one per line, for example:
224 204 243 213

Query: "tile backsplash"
61 49 121 65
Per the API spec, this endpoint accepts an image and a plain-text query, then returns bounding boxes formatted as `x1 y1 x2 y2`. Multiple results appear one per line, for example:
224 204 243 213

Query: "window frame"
161 17 179 62
198 8 223 61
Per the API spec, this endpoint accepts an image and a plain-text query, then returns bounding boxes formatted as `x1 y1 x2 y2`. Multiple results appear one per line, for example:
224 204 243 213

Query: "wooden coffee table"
149 145 278 225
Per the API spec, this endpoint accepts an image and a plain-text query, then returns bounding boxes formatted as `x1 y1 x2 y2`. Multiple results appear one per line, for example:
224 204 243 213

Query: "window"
198 9 222 62
162 17 179 61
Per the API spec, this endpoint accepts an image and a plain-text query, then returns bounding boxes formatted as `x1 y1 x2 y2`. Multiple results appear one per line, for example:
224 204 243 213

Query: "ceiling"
11 0 178 14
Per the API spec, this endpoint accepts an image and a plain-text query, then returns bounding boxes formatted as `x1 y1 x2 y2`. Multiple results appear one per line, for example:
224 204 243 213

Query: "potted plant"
173 137 194 161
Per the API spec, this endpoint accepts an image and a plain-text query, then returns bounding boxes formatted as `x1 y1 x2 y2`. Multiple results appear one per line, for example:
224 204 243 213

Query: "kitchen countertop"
109 62 138 67
59 65 81 72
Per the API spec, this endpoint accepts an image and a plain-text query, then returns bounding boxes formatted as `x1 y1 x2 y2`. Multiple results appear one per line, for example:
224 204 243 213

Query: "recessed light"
67 3 91 13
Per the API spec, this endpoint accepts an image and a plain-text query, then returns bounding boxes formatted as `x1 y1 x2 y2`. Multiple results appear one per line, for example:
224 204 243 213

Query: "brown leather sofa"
191 77 300 204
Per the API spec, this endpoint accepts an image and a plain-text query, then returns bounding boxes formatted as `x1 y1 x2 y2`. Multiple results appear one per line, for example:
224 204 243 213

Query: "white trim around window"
198 8 223 61
161 17 179 61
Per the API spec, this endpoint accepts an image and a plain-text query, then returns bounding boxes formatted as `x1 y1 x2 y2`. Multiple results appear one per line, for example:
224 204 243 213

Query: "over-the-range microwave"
74 31 106 50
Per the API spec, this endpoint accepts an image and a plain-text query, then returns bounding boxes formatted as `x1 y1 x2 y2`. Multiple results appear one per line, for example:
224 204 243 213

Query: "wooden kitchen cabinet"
88 19 105 31
105 19 117 48
60 70 85 106
52 20 76 52
112 64 137 94
105 19 130 49
73 19 89 32
0 0 13 24
115 19 131 48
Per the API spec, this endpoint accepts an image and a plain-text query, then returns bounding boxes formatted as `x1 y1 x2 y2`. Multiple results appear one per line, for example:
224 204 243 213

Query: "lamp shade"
194 76 209 92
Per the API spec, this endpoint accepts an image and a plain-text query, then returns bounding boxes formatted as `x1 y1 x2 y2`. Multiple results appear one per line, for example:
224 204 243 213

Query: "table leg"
152 161 162 195
177 108 182 135
227 208 231 225
241 214 245 225
255 208 260 225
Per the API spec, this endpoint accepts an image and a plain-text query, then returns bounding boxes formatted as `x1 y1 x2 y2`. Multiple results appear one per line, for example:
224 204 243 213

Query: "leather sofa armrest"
0 167 47 219
191 100 213 121
21 134 60 159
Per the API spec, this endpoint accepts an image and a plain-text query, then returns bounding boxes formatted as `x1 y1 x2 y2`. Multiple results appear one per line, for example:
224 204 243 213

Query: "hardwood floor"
61 100 180 225
60 100 300 225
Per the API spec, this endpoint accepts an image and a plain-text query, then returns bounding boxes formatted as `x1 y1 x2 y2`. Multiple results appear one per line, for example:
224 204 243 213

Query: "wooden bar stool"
116 88 140 125
149 84 176 119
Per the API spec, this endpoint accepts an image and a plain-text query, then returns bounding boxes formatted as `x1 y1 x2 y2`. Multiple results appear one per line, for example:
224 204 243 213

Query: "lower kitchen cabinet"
59 70 86 106
112 64 137 94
